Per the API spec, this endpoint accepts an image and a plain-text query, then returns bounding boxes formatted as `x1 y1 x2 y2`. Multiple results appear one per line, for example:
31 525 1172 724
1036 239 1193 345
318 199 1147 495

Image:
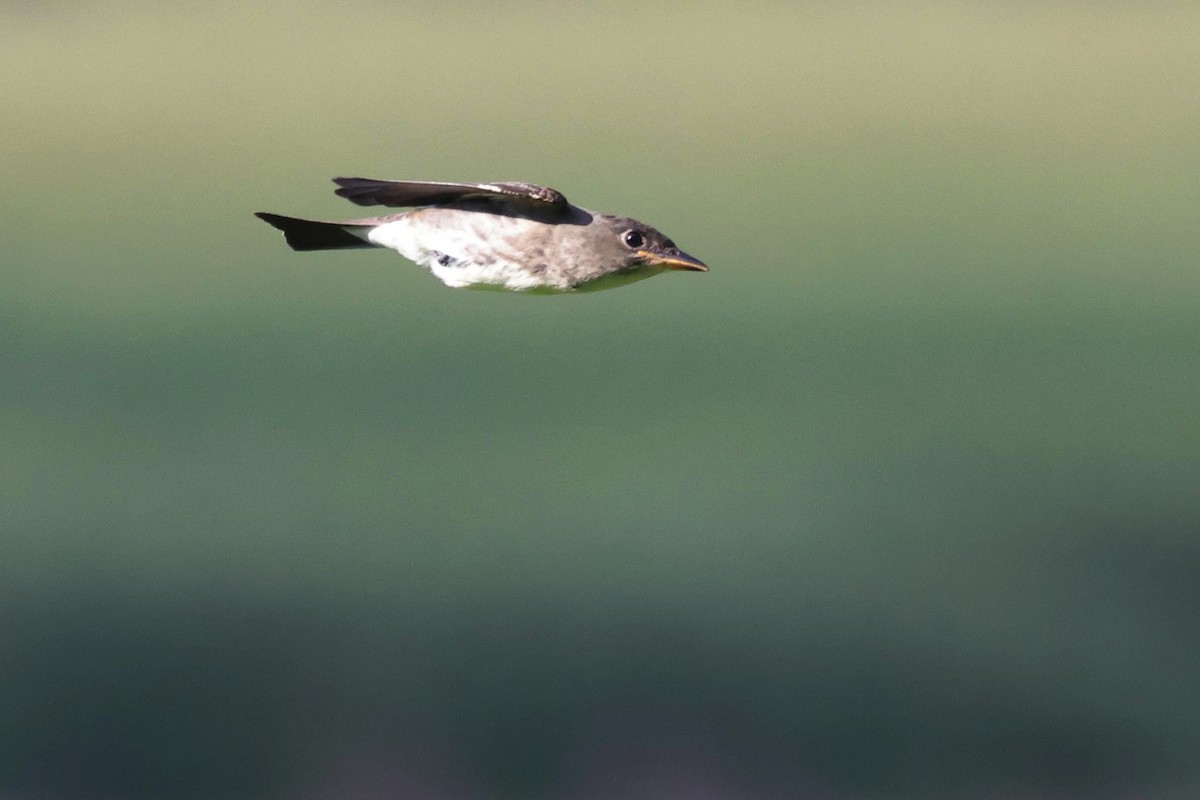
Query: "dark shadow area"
3 511 1198 800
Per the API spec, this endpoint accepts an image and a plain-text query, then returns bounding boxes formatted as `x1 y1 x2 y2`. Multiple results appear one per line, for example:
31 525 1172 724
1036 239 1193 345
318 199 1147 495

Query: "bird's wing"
333 178 569 212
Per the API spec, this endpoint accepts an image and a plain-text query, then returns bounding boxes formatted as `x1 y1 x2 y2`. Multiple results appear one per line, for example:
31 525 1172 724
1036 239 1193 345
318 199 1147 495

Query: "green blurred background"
3 2 1199 798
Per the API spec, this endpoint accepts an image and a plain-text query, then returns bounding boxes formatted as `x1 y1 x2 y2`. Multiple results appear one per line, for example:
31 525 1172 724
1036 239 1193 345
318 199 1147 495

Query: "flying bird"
255 178 708 293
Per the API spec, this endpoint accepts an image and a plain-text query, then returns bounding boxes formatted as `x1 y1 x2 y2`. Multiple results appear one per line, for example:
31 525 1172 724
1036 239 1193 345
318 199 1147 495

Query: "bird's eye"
622 230 645 249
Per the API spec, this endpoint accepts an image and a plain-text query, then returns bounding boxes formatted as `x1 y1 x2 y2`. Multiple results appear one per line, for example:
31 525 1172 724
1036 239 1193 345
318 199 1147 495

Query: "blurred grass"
3 2 1200 799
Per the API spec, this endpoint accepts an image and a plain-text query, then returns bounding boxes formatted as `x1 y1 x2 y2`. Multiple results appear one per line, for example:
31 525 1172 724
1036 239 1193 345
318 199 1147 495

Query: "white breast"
366 211 562 291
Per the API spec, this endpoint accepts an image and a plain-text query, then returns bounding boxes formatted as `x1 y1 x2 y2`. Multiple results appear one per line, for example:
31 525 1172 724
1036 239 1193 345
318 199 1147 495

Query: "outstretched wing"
333 178 569 213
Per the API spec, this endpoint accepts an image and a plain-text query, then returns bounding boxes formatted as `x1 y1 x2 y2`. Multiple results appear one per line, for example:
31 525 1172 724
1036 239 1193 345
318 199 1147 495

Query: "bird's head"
581 215 708 283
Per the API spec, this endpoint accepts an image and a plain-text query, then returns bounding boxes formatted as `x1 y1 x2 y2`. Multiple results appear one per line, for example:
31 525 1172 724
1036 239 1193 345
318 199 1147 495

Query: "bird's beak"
637 249 709 272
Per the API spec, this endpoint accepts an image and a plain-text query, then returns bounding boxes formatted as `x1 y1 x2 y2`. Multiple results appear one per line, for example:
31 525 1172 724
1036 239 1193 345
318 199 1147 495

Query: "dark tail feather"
254 212 376 251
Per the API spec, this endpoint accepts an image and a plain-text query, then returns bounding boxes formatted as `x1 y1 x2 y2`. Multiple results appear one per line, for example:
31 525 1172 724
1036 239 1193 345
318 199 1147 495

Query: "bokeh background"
3 2 1199 798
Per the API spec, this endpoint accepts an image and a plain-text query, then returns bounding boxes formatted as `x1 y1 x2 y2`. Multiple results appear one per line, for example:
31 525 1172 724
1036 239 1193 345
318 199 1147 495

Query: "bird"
255 178 708 293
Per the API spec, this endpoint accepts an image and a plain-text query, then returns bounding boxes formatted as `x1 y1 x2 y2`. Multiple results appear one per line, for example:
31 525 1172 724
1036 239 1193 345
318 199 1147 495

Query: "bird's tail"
254 212 377 251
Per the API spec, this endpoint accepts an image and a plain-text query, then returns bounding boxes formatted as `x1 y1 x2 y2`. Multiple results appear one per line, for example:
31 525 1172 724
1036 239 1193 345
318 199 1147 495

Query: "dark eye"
622 230 645 249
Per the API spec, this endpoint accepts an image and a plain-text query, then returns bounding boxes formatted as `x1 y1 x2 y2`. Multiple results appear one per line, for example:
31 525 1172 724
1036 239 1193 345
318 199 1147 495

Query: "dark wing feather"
332 178 569 211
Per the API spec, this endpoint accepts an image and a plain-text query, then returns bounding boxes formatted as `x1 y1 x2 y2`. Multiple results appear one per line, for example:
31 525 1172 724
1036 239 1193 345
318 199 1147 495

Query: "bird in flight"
256 178 708 293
